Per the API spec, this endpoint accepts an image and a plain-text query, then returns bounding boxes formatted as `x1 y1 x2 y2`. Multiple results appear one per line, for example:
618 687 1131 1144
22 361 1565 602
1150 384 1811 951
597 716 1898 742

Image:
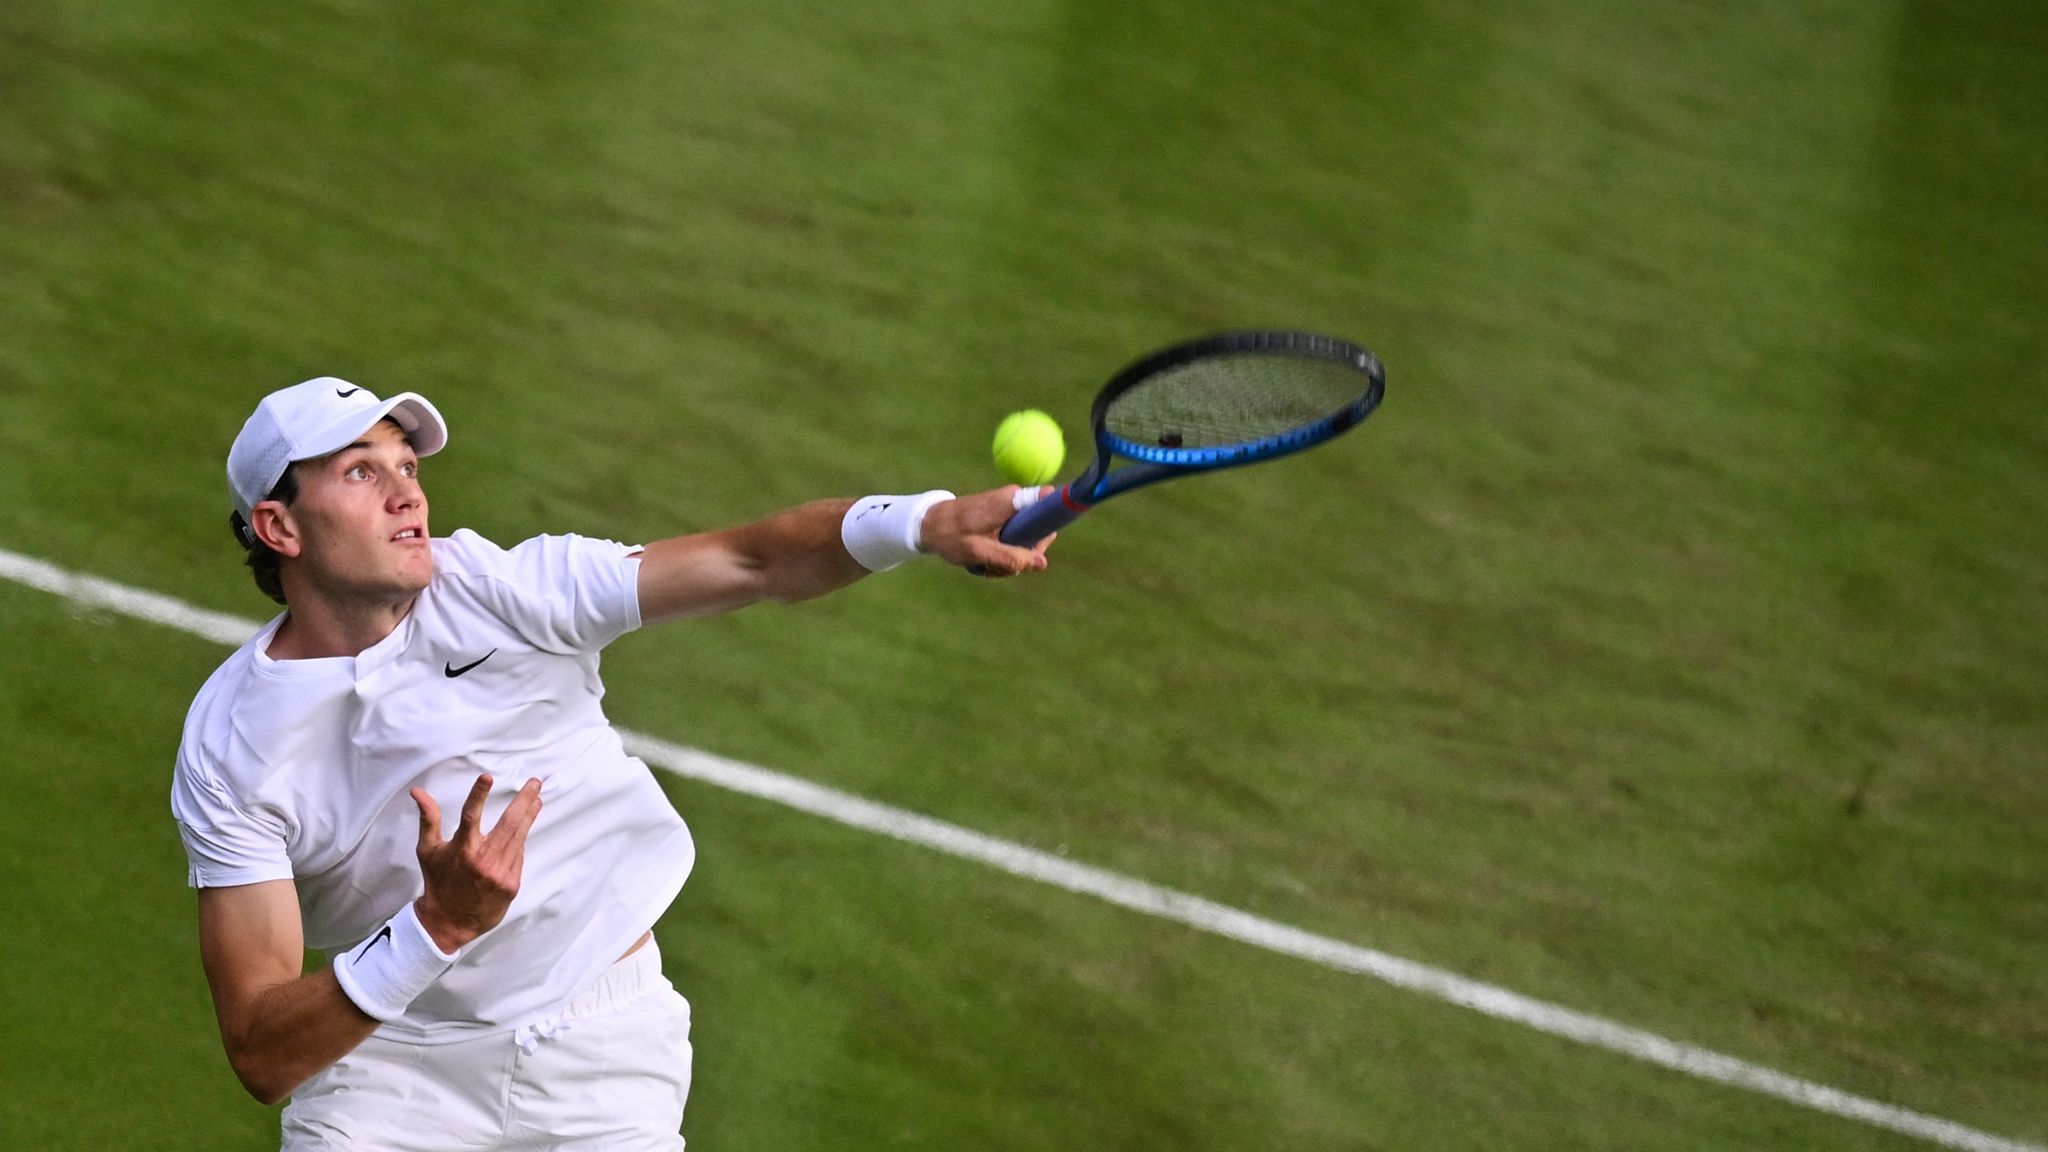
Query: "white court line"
1 543 2036 1152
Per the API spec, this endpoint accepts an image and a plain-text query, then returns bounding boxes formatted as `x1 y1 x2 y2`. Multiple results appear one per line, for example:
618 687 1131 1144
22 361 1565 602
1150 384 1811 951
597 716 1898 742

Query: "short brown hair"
233 466 300 605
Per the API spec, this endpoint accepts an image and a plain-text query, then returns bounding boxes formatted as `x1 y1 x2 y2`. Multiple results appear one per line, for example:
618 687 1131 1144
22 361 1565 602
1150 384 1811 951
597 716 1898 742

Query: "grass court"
1 1 2042 1148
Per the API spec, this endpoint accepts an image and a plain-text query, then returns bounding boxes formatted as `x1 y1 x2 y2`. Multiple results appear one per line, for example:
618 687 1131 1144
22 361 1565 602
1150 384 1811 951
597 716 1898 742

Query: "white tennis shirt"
171 529 696 1044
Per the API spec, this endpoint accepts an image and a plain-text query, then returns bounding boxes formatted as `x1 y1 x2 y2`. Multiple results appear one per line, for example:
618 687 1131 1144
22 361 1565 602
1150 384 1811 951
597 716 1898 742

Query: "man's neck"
267 593 417 660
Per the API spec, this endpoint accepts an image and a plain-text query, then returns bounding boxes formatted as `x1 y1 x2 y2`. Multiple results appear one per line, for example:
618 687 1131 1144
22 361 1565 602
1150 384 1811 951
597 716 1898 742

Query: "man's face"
271 419 433 603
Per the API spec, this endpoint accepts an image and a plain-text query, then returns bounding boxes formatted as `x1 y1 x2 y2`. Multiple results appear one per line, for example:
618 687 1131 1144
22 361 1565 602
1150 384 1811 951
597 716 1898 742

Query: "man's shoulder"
170 636 299 854
428 527 508 577
175 618 348 784
430 527 605 576
428 529 638 595
182 625 269 727
424 528 643 653
175 635 265 784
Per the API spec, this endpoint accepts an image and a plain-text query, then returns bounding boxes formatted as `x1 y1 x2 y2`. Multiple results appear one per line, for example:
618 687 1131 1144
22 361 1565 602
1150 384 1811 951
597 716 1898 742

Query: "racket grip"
999 485 1086 546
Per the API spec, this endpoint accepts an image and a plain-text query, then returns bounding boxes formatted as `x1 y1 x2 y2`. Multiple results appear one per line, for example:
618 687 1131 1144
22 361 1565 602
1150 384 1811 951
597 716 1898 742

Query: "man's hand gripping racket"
974 330 1386 571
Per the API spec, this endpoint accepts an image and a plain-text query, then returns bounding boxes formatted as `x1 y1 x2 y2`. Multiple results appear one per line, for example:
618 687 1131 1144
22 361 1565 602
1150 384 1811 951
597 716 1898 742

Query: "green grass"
1 0 2043 1148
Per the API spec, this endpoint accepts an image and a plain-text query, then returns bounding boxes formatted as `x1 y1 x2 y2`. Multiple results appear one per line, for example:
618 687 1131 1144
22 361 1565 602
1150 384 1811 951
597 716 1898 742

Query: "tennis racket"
993 329 1385 551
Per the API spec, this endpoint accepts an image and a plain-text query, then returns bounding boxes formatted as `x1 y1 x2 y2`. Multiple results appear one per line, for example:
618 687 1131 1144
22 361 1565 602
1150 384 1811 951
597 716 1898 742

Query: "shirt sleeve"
170 745 294 890
444 529 644 654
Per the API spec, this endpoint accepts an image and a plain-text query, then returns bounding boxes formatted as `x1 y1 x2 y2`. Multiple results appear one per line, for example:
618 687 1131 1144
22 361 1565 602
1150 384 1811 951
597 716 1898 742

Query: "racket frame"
998 330 1385 546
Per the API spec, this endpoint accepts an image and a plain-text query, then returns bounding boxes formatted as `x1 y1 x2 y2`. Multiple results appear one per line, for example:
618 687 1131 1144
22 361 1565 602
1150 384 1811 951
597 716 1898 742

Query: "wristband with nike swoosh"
331 901 459 1022
841 491 954 572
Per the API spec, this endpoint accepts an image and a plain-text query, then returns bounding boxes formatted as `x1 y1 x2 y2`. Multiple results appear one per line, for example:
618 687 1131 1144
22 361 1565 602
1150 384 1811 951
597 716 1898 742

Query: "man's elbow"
224 1042 301 1107
229 1062 290 1107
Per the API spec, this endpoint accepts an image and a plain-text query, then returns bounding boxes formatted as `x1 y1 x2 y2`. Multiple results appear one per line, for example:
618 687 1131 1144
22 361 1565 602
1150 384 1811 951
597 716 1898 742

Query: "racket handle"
999 485 1087 547
965 486 1087 577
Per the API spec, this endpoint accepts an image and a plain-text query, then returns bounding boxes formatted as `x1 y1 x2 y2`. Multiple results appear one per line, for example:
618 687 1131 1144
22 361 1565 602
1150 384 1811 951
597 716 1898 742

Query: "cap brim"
378 393 449 457
293 392 449 463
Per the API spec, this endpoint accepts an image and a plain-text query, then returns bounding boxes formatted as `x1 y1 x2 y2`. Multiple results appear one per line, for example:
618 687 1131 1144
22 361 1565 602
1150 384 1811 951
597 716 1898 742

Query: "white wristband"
841 490 954 572
332 902 458 1023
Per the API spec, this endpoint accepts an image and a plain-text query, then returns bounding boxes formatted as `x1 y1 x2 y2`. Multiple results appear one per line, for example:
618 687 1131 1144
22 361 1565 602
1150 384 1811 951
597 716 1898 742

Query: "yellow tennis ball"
992 409 1066 486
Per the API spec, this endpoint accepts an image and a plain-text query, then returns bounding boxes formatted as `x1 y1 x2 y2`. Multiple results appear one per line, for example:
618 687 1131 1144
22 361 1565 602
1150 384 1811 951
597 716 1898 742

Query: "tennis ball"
992 409 1065 486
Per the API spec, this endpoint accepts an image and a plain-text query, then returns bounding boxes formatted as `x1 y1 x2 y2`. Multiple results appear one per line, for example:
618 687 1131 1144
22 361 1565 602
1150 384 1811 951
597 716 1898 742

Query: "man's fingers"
484 778 545 860
412 788 444 852
982 486 1044 532
1008 484 1058 520
946 487 1034 536
964 535 1047 577
454 773 493 845
930 487 1059 575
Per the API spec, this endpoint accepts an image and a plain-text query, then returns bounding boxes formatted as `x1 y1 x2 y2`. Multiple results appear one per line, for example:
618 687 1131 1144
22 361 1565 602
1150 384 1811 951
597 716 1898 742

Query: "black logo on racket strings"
335 387 363 398
445 649 497 678
354 925 392 961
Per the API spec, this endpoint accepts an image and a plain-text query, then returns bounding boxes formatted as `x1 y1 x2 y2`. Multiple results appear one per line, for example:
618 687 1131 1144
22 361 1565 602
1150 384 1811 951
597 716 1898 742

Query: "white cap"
227 377 449 519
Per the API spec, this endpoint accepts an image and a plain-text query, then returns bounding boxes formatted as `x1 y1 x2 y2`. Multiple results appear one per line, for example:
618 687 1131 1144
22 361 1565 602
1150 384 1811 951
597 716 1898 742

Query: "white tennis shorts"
281 940 692 1151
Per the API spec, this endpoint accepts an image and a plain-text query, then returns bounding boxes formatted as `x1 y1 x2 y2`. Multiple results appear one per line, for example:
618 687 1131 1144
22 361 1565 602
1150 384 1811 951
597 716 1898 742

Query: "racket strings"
1104 354 1369 449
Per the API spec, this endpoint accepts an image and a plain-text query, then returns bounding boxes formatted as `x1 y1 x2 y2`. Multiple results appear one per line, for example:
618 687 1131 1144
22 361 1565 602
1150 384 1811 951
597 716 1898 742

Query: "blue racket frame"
998 330 1386 547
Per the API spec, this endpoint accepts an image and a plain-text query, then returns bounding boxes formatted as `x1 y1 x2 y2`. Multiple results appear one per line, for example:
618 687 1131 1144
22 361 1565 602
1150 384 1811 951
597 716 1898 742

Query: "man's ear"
249 501 303 558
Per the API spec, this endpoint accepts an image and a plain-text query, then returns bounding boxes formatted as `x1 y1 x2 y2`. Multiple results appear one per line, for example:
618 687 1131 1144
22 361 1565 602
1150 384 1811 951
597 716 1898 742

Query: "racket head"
1070 330 1384 501
994 330 1385 549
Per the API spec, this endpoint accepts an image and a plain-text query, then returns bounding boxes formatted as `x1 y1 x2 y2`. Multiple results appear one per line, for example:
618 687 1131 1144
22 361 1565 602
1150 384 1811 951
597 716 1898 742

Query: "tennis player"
172 377 1052 1150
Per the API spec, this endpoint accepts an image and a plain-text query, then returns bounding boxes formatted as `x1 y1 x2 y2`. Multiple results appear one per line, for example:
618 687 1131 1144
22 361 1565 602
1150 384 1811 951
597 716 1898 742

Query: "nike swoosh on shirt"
444 650 496 678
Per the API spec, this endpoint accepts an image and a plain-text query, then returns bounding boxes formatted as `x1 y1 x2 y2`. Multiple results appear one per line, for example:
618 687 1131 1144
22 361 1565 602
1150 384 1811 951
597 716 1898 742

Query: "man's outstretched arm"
634 486 1052 624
